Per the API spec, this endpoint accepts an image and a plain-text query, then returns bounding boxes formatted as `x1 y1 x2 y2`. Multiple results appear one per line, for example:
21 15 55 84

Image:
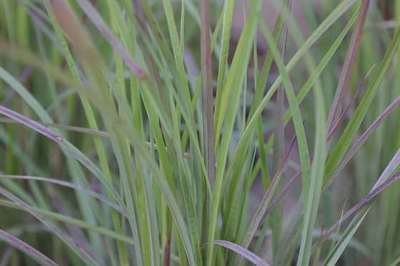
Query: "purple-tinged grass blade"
74 0 146 79
0 246 13 266
0 187 100 265
325 28 400 181
324 144 400 236
335 96 400 175
327 0 370 135
373 149 400 189
0 174 124 214
0 105 63 143
215 240 270 266
323 171 400 236
200 0 215 186
0 228 58 266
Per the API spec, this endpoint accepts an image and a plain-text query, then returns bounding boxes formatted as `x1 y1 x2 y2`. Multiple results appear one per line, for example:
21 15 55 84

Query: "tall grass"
0 0 400 265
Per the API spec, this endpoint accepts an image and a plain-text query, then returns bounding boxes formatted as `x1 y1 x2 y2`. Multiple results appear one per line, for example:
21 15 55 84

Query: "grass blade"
215 240 270 266
327 0 370 134
0 229 58 266
325 29 400 180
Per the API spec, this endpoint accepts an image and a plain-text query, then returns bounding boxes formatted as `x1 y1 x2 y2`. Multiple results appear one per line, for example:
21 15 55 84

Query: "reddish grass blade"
327 0 370 135
49 0 92 51
200 0 215 185
215 240 270 266
0 229 58 266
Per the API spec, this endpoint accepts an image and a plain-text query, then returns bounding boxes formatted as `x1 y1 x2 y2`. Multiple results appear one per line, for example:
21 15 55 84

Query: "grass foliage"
1 0 400 265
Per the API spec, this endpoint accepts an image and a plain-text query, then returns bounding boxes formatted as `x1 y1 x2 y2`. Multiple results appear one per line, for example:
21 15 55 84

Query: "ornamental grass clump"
1 0 400 265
